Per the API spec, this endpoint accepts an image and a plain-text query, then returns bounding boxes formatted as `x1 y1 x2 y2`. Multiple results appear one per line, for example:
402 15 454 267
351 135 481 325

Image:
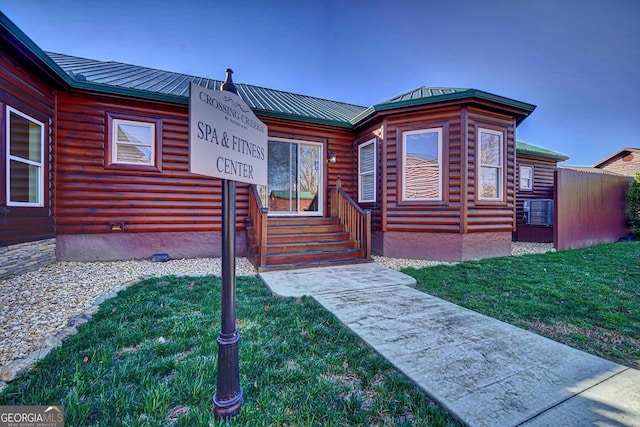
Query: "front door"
267 139 322 216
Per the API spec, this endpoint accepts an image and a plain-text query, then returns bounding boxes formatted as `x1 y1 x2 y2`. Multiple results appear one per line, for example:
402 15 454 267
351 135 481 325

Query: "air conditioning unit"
523 199 554 225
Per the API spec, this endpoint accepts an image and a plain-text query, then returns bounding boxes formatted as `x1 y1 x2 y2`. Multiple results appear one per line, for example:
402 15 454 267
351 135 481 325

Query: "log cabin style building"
514 141 568 243
2 12 566 275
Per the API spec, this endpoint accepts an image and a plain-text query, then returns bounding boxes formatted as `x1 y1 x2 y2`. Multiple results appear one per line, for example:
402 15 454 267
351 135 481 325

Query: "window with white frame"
358 139 376 202
519 164 533 191
402 128 442 201
111 119 155 166
6 107 44 207
478 128 503 200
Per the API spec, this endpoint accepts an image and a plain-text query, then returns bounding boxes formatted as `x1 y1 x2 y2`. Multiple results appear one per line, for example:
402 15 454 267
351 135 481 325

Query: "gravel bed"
0 242 554 380
0 258 256 372
372 256 449 270
510 241 555 256
374 241 554 270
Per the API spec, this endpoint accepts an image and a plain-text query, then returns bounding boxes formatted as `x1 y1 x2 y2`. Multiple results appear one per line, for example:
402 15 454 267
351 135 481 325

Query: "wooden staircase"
246 217 368 271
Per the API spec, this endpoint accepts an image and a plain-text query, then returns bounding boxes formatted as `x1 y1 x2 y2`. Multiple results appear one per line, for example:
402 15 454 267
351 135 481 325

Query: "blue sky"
3 0 639 166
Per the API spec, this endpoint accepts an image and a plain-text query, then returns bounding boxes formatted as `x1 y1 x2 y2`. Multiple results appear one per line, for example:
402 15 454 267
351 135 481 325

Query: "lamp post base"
213 389 243 419
213 330 243 419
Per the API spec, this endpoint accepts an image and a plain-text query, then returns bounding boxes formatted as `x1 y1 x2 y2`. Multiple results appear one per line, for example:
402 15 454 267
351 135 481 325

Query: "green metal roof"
46 52 367 128
517 141 569 161
380 86 470 103
47 51 535 128
350 86 536 125
1 11 535 129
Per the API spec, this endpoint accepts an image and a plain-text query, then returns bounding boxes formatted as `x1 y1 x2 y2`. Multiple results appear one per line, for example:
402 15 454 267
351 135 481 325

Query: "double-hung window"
358 139 376 203
519 165 533 191
402 128 442 201
478 128 504 200
6 107 44 207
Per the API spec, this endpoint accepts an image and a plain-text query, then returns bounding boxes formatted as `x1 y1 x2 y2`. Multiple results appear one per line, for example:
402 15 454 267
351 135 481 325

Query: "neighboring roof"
1 11 535 129
516 141 569 161
592 148 640 177
269 190 316 199
593 148 640 168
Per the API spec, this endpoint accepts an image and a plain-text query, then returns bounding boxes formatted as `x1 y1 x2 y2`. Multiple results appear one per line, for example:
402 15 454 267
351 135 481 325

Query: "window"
111 119 155 166
358 139 376 202
402 129 442 201
6 107 44 207
478 128 503 200
519 165 533 191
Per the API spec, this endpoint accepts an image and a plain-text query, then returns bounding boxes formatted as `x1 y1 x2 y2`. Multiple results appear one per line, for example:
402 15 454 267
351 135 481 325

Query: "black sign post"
189 68 267 419
212 69 243 418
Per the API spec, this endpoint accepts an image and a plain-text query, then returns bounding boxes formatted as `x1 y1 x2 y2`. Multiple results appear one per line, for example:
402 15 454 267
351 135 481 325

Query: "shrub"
629 173 640 235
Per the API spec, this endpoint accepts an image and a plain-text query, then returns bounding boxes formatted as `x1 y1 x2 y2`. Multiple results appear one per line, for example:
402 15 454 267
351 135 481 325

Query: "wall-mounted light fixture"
110 221 125 232
328 150 337 164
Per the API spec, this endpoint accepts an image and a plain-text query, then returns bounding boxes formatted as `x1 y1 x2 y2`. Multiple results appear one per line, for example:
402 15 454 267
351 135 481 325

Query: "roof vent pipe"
68 71 87 81
221 68 237 94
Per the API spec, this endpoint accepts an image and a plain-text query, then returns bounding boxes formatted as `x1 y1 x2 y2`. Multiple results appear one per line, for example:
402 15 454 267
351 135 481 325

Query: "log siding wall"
54 93 355 239
0 47 56 247
55 92 230 235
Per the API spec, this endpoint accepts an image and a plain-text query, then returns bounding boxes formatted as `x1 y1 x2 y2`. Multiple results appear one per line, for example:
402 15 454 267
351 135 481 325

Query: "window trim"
106 113 162 172
358 139 376 203
519 164 534 191
402 128 443 202
477 127 504 201
6 106 45 207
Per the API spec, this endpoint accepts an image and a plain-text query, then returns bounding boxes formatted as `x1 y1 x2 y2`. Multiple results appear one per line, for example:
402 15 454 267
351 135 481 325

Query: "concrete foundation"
373 231 512 262
56 231 247 261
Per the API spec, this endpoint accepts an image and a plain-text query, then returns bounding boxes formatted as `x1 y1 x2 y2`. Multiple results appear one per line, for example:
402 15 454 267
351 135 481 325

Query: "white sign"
189 82 268 186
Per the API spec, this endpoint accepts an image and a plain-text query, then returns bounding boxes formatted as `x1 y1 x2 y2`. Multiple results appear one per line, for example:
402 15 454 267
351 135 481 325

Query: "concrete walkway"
259 263 640 427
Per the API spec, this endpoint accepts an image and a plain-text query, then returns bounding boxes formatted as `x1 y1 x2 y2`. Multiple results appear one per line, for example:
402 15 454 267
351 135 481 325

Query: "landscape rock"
67 314 91 327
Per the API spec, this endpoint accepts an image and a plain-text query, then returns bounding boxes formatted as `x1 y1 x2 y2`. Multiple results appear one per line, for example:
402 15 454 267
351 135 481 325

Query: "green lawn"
0 275 460 426
404 242 640 368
